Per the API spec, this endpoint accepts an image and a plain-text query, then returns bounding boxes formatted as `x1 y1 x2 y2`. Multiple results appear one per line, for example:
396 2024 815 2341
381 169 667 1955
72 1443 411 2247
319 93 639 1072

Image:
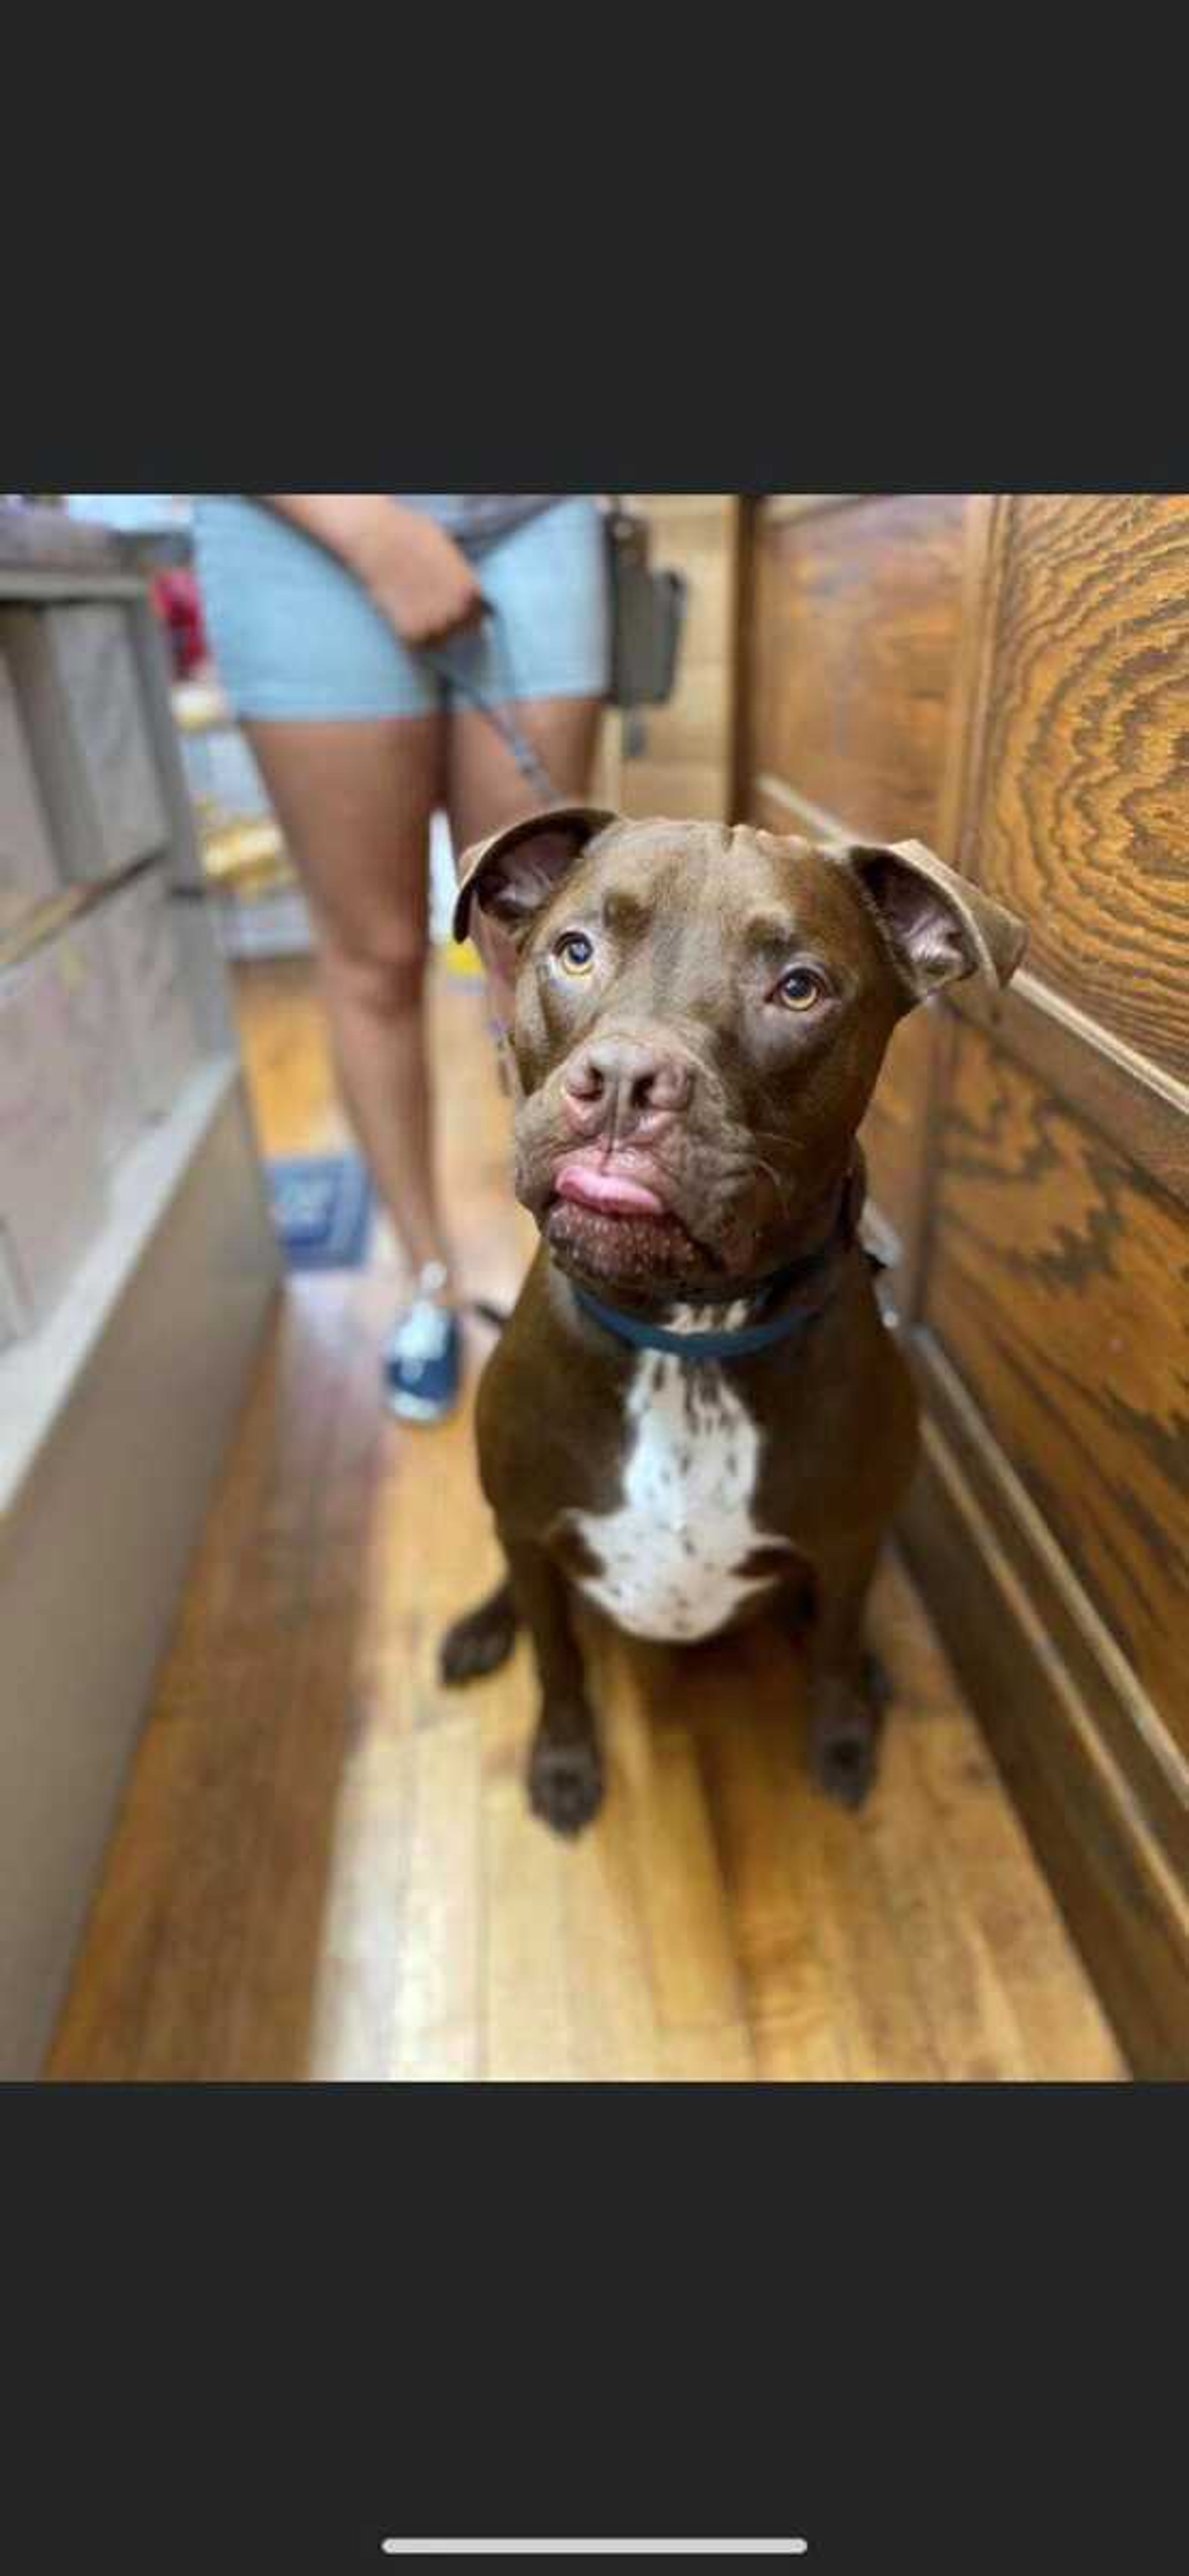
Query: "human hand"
361 506 486 649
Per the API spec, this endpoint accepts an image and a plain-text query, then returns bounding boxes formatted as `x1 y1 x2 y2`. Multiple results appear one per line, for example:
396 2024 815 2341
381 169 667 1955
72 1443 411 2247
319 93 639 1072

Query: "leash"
420 603 562 806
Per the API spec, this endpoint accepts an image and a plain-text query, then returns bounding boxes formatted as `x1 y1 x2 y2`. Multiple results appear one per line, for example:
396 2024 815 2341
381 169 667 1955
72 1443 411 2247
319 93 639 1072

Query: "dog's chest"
566 1347 788 1644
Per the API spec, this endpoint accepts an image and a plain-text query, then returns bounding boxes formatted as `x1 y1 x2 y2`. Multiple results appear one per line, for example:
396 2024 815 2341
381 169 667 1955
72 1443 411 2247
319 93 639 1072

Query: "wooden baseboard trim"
912 1330 1189 1880
899 1415 1189 2078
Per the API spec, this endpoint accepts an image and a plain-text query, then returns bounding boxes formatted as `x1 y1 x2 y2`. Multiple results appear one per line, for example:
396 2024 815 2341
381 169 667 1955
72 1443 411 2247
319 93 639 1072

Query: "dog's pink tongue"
555 1159 668 1218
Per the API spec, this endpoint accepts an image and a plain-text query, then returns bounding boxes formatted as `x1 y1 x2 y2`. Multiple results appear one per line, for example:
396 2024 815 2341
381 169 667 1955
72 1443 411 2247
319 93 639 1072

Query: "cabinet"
0 535 281 2078
737 493 1189 2075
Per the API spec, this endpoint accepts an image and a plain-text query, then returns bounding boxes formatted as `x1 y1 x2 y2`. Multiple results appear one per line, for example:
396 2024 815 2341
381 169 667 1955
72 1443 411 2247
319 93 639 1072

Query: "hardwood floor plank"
208 1283 394 2080
730 1622 944 2083
605 1628 741 2030
875 1559 1125 2080
621 1692 747 2036
130 1282 351 2080
857 1706 1034 2082
484 1773 572 2082
663 2026 756 2080
751 2017 850 2082
692 1635 841 2042
304 1732 414 2082
391 1712 483 2082
561 1736 665 2084
807 1799 944 2082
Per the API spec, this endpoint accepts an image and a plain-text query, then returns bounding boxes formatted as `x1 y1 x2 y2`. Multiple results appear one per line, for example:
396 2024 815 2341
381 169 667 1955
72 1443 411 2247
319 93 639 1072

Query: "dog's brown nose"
562 1035 695 1134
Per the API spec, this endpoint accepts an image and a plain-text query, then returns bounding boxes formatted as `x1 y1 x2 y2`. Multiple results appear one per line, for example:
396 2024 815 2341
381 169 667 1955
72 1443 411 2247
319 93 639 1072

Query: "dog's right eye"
776 964 828 1011
555 931 595 976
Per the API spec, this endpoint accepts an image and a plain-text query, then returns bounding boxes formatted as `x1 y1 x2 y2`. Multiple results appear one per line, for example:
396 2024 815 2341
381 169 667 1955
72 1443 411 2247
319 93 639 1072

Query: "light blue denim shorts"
192 495 610 721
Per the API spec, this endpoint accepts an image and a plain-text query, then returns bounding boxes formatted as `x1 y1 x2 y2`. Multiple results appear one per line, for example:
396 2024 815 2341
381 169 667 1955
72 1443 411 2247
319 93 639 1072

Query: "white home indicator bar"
380 2546 808 2558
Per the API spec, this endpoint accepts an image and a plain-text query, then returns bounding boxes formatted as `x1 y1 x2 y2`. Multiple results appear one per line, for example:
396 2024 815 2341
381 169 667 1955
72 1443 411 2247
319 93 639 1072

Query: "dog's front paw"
811 1723 878 1809
439 1586 518 1687
528 1730 604 1837
809 1653 891 1810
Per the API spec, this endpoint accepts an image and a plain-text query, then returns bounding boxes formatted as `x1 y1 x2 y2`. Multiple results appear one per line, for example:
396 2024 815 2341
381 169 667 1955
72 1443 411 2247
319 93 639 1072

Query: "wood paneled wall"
738 493 1189 2076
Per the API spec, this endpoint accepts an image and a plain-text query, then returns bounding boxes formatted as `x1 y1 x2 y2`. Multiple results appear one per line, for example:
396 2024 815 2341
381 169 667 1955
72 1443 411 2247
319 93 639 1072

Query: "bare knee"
319 920 428 1023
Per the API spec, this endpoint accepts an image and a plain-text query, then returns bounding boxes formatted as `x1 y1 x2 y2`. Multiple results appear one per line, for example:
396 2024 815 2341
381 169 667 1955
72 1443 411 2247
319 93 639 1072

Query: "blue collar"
569 1234 846 1363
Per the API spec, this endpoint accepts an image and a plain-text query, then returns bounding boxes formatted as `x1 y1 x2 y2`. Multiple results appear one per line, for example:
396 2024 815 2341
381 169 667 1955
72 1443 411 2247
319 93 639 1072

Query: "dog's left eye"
776 964 827 1011
555 931 595 976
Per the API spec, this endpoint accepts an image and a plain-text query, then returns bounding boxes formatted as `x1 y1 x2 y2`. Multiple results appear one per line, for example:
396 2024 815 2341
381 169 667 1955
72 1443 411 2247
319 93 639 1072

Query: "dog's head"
455 808 1027 1299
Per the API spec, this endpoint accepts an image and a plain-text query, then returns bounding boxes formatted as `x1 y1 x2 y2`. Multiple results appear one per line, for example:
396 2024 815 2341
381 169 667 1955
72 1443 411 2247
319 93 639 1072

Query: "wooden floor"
49 958 1126 2081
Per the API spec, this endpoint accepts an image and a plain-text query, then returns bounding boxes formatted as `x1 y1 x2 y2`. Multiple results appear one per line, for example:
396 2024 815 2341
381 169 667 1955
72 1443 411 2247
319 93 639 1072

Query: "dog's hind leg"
440 1577 520 1686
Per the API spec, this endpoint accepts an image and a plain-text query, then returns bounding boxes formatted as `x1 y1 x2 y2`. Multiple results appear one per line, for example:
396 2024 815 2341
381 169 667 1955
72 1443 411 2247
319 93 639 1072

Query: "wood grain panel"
751 494 968 843
924 1021 1189 1751
960 494 1189 1081
951 972 1189 1208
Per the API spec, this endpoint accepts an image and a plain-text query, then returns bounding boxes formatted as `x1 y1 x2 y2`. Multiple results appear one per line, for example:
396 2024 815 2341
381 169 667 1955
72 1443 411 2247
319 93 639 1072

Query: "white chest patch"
566 1337 791 1644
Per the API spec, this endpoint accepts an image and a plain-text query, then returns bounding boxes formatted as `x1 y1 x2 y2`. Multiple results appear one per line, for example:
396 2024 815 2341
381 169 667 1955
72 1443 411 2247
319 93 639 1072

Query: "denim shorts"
192 495 610 721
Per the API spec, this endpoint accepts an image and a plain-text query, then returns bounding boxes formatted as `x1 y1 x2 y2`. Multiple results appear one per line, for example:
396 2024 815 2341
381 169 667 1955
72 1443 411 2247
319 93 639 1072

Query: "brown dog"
440 808 1026 1835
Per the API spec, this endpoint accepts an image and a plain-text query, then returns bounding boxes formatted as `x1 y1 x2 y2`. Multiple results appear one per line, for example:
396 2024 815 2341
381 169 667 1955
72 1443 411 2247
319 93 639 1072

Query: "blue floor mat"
267 1155 375 1272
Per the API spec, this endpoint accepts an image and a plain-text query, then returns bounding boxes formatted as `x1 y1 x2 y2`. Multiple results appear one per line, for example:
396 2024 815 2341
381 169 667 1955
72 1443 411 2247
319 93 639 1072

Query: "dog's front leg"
805 1537 891 1810
506 1535 603 1838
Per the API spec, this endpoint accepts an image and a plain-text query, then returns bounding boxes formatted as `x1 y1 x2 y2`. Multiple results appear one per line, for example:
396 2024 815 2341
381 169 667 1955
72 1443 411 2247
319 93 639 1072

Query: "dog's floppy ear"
839 838 1028 1002
453 803 619 1029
